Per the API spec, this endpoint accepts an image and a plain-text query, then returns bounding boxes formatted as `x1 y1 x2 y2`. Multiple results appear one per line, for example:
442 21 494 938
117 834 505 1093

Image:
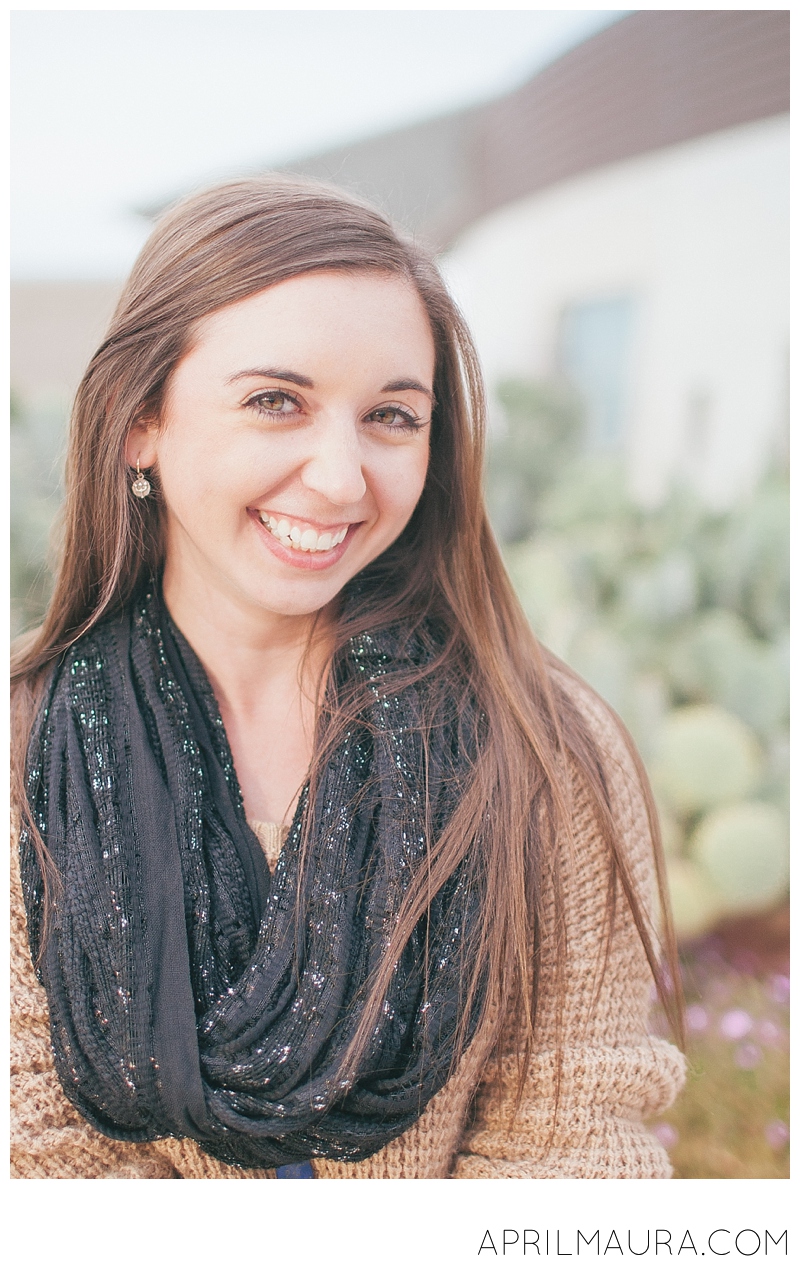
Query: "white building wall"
440 116 788 507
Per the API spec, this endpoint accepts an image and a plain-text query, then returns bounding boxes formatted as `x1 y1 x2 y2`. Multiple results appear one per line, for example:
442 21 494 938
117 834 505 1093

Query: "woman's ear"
124 419 159 470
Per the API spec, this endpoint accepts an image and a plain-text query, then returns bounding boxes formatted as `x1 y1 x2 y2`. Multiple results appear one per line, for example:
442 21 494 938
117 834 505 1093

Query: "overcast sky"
11 9 625 279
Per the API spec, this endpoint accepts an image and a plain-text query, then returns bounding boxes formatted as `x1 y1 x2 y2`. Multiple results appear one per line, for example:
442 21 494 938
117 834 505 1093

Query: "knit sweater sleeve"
451 676 686 1179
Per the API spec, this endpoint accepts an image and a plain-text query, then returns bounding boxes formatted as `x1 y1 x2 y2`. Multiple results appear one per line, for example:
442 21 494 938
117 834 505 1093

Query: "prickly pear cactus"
689 802 789 915
653 705 762 816
488 376 788 941
665 857 723 941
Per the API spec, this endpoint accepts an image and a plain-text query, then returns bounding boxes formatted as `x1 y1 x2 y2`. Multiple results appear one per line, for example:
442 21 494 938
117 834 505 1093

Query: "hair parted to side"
11 175 683 1104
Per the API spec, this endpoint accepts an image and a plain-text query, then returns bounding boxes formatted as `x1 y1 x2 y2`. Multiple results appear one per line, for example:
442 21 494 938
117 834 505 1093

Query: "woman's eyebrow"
227 367 315 388
226 368 434 402
382 379 434 401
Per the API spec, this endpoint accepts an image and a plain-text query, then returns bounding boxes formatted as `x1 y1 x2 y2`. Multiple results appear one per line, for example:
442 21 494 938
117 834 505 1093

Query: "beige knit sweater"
10 674 685 1179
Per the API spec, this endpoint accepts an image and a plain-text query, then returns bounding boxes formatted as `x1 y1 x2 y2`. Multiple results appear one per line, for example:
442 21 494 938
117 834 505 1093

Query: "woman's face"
130 271 435 625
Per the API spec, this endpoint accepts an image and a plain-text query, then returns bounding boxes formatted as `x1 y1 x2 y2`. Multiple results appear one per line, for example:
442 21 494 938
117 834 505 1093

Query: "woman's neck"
162 567 333 824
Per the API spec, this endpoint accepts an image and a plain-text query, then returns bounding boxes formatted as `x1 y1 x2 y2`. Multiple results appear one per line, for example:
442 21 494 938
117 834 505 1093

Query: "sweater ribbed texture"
249 819 288 875
10 672 685 1178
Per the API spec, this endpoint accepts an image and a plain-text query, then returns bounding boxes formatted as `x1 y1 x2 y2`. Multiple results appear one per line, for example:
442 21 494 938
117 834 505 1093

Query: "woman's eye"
247 390 301 417
367 406 424 432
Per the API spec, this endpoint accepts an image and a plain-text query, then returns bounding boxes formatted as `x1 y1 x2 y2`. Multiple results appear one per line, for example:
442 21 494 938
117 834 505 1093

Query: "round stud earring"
131 460 151 499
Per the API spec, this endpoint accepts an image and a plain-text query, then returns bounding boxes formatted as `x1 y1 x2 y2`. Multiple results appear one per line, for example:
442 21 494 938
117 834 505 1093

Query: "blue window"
558 296 635 451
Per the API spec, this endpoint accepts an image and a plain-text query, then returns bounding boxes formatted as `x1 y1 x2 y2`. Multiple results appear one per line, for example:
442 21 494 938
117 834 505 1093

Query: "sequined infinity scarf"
20 586 486 1169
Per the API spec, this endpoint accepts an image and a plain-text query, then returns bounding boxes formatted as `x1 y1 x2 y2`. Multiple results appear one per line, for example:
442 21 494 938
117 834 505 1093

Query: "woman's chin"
239 564 357 622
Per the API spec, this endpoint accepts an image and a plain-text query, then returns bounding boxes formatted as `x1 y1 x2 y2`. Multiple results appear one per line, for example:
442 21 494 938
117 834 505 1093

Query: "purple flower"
707 978 733 1005
686 1004 708 1033
768 974 790 1006
720 1009 753 1040
756 1019 783 1048
764 1120 789 1150
735 1043 762 1070
652 1123 679 1149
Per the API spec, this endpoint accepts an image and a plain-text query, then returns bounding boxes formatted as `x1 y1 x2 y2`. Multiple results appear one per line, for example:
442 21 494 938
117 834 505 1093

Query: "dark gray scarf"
20 585 485 1169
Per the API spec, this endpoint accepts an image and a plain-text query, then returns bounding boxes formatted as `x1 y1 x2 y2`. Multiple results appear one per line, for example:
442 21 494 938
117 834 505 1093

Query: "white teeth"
258 512 349 553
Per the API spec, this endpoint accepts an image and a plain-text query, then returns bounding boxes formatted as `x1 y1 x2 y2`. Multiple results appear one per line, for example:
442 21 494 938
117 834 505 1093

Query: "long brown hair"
11 176 683 1097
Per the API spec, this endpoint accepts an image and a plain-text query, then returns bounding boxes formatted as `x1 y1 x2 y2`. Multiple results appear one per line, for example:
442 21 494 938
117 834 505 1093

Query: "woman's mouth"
258 512 349 554
249 509 359 570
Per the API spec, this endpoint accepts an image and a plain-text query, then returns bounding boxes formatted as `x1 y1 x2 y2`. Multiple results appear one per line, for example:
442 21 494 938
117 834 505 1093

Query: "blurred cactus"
486 379 582 542
689 803 789 916
667 610 788 739
10 393 67 636
665 858 723 941
489 376 788 940
655 800 683 858
653 705 761 816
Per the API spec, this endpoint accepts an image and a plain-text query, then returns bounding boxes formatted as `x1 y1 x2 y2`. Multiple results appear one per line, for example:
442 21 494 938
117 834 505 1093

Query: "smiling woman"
10 176 685 1179
127 274 435 825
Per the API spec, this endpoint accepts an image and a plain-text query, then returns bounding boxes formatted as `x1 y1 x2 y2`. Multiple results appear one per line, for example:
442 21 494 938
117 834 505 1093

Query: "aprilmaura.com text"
477 1230 787 1257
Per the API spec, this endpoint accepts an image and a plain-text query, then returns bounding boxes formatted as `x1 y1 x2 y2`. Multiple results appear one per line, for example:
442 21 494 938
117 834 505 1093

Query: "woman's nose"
301 416 368 506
